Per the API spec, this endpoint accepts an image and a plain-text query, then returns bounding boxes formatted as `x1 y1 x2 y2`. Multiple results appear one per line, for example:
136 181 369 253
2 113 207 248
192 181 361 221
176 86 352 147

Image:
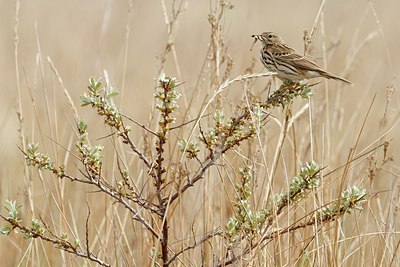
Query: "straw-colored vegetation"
0 0 399 266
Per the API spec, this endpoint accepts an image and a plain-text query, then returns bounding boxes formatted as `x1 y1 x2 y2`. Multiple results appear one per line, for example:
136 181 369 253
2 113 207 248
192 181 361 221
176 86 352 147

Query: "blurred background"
0 0 399 265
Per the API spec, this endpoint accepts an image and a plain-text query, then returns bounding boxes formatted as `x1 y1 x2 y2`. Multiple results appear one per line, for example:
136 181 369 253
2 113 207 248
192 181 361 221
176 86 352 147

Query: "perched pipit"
251 32 351 84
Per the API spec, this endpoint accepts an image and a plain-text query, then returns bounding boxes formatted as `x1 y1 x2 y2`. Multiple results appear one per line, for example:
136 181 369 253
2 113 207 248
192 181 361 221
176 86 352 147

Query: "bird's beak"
250 35 260 51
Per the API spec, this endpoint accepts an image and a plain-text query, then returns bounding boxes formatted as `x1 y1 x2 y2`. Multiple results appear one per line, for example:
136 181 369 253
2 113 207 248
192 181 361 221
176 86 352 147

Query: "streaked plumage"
251 32 351 84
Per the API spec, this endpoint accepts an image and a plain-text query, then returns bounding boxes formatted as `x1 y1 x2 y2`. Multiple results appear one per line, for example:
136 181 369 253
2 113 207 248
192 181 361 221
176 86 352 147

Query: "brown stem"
161 215 169 266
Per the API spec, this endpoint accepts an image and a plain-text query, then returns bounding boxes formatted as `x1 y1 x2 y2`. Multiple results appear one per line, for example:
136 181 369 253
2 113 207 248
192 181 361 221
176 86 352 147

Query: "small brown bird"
251 32 351 84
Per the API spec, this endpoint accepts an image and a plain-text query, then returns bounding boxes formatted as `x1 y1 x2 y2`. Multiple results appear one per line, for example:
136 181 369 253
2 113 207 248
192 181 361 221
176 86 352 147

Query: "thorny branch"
0 214 111 267
170 81 313 204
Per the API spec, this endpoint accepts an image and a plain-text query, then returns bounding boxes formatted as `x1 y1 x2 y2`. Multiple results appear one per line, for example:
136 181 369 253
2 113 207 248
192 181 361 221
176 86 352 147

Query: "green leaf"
77 120 87 133
178 139 187 152
87 77 103 96
105 87 119 98
300 85 313 99
27 143 39 156
0 225 12 235
4 200 22 221
80 93 93 106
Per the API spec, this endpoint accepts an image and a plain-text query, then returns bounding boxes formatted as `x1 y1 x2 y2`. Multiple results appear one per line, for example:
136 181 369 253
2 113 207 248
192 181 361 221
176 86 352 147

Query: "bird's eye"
268 35 272 38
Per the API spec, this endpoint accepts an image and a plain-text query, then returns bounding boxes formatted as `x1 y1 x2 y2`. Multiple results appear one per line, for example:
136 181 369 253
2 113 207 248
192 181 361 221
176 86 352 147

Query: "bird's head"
251 32 282 46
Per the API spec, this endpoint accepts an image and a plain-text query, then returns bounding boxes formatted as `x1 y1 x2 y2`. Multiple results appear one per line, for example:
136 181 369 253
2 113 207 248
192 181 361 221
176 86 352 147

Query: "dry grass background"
0 0 400 266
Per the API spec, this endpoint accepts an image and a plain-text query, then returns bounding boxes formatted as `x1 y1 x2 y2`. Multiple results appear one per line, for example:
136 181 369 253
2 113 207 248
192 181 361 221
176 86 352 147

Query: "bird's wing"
274 45 328 74
270 43 350 83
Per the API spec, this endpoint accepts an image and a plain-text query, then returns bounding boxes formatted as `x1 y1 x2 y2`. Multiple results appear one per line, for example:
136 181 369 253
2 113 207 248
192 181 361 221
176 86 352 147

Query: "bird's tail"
324 73 352 84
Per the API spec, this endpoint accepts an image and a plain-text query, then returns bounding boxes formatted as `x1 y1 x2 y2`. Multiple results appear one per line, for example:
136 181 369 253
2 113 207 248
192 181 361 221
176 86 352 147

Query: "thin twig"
166 228 222 265
121 114 158 136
